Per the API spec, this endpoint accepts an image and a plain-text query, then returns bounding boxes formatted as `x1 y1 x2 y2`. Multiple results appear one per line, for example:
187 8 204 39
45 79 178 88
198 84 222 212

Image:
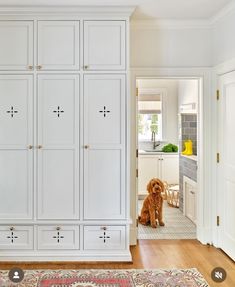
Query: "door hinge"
136 87 138 97
136 218 139 227
217 216 220 226
136 149 138 158
216 89 220 100
217 153 220 163
136 169 138 178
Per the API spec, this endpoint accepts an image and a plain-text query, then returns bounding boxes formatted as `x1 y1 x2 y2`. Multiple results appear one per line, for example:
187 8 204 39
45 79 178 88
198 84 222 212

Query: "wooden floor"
0 240 234 287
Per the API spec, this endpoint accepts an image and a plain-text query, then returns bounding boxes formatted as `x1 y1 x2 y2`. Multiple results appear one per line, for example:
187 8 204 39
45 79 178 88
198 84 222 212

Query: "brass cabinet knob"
28 65 33 70
56 227 61 231
38 145 43 149
37 65 42 70
84 65 89 70
10 227 14 231
101 226 107 231
84 145 89 149
28 145 33 149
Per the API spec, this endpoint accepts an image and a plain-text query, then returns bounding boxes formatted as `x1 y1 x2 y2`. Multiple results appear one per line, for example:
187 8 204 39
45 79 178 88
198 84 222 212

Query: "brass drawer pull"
101 226 107 231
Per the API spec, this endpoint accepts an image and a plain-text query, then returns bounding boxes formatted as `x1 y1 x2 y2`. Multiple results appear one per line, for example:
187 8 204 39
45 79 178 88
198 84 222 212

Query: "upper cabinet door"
37 21 80 70
83 21 126 70
0 21 33 70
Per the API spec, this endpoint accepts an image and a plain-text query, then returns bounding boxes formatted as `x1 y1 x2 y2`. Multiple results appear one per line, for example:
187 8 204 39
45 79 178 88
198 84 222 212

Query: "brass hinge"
217 216 220 226
136 87 138 97
136 149 138 158
136 169 138 178
216 90 220 100
136 218 139 227
217 153 220 163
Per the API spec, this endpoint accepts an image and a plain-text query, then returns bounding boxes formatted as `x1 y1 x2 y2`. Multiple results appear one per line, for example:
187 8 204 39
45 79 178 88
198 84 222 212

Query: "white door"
0 75 33 219
83 21 126 70
218 71 235 261
161 155 179 184
0 21 33 70
37 75 79 219
83 74 126 219
37 21 80 70
138 155 160 195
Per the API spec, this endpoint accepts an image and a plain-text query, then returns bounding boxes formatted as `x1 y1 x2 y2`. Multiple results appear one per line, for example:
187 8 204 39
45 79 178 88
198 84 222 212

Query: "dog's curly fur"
139 178 165 228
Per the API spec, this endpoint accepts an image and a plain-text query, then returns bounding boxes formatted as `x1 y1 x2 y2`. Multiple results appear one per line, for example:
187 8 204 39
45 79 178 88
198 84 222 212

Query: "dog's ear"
157 179 165 192
147 180 152 193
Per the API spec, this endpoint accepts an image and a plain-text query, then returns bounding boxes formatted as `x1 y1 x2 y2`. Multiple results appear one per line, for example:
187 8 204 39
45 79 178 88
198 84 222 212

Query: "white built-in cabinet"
138 154 179 194
183 176 197 224
0 7 133 262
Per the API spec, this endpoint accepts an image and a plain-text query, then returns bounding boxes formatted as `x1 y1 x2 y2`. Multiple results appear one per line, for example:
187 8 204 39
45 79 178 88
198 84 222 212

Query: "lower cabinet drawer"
37 225 79 250
0 225 33 250
84 225 126 250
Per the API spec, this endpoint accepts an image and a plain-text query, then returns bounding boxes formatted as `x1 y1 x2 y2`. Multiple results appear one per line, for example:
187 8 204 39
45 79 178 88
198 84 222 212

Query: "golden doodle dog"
139 178 165 228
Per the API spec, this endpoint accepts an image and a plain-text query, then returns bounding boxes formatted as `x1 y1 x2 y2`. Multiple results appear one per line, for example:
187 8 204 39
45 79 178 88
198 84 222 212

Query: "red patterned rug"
0 269 209 287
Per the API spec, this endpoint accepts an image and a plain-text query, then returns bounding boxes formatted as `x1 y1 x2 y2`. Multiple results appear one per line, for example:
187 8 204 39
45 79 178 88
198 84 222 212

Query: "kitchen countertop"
139 150 179 155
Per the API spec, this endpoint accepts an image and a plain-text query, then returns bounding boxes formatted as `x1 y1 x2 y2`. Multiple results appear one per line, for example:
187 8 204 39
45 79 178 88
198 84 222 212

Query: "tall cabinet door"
84 74 126 220
37 21 80 70
0 21 33 70
37 75 79 219
0 75 33 219
83 21 126 70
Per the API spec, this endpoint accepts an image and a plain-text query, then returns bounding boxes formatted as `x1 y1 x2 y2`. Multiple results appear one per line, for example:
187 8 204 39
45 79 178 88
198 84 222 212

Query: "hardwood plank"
0 240 234 286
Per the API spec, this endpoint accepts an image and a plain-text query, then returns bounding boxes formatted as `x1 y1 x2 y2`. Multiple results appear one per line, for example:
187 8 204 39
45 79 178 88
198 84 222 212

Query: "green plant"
162 143 178 153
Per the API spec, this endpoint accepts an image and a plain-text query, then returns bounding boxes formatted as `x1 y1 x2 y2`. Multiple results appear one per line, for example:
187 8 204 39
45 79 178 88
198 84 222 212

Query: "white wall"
130 24 212 67
213 7 235 66
137 79 178 144
178 80 198 108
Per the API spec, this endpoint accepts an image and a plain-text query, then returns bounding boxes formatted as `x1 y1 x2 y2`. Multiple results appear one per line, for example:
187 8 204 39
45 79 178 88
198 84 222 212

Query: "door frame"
128 67 213 245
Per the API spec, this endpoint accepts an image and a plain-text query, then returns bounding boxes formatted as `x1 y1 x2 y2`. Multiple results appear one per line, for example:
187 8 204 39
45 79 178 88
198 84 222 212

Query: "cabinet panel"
138 155 160 194
0 150 33 219
37 21 79 70
38 75 79 147
37 150 78 219
84 226 125 250
0 21 33 70
84 21 126 70
84 149 125 219
0 75 33 147
0 226 33 250
84 74 125 145
37 225 79 250
161 155 179 184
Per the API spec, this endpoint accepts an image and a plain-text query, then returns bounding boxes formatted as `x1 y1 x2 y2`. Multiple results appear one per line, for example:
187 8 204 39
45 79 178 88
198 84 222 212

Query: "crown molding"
0 5 136 17
210 0 235 25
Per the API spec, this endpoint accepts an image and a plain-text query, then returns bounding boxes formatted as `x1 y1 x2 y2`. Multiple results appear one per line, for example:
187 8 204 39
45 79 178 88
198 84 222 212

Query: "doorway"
136 77 200 240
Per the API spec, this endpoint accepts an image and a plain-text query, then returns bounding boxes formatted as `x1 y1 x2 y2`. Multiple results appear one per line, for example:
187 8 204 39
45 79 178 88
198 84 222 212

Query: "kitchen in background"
137 78 198 240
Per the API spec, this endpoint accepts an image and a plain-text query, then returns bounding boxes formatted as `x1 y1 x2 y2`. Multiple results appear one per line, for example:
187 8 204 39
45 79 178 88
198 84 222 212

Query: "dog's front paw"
151 223 157 228
159 221 165 226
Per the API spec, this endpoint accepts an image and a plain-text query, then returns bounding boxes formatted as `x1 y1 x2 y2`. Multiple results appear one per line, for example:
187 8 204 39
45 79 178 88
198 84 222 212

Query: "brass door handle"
84 145 89 149
38 145 43 149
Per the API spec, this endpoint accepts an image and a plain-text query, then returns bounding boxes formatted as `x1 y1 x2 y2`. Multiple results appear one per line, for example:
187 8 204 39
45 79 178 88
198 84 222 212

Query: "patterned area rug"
138 200 197 239
0 269 209 287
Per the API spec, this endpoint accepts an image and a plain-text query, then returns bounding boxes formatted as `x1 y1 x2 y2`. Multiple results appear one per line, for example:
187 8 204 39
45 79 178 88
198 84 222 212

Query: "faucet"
151 131 160 150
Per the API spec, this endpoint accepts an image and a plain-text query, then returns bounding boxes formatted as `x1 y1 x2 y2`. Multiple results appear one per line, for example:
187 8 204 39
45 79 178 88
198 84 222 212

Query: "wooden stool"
166 184 179 208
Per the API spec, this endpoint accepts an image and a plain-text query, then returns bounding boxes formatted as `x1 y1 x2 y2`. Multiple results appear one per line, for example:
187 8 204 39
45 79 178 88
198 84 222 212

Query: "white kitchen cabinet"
0 8 133 262
0 21 33 70
184 176 197 224
37 21 80 70
83 21 126 70
0 75 33 219
138 153 179 195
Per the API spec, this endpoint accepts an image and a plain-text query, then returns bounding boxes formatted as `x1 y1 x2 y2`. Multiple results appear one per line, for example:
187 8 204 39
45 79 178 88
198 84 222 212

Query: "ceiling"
0 0 233 20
